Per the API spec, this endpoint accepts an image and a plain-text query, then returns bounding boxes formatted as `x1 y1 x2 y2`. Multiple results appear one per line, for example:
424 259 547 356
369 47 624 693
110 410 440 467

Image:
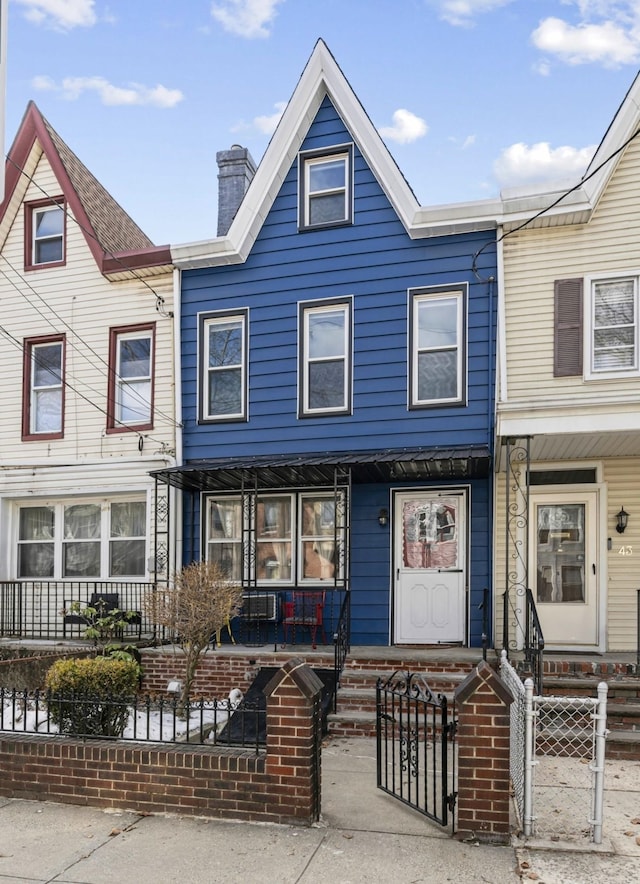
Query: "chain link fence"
500 650 608 845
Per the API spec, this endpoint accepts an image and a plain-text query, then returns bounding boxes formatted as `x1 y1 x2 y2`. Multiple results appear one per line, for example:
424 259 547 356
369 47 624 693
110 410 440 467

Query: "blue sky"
4 0 640 245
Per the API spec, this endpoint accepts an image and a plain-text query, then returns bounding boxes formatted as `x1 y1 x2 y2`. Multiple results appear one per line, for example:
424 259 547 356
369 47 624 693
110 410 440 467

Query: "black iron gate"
376 670 457 830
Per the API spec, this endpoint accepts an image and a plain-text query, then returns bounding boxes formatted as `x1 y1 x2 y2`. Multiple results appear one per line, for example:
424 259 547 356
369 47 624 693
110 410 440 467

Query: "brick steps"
329 655 474 738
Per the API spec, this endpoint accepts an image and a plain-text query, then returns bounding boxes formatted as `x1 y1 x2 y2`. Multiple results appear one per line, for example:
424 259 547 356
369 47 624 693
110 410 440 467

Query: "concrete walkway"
0 737 638 883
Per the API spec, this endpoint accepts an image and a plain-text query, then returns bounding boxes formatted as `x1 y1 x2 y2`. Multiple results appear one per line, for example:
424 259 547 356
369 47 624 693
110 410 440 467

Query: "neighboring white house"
496 71 640 653
0 102 176 636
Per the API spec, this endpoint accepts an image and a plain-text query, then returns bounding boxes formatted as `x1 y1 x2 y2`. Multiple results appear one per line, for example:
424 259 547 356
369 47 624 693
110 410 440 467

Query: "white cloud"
32 75 184 108
378 109 428 144
532 16 640 66
494 141 597 187
430 0 515 28
253 101 286 134
15 0 97 30
462 134 476 149
211 0 284 38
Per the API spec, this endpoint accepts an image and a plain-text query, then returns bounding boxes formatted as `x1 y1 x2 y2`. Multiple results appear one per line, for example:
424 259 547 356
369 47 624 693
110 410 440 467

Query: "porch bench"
62 592 142 639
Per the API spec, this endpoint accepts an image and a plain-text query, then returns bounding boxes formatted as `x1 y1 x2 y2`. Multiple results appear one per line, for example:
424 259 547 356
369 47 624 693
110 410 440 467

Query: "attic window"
25 199 66 269
298 144 353 230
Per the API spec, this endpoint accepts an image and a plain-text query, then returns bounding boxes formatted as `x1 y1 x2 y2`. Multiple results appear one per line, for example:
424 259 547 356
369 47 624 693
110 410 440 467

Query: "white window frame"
298 144 353 230
409 286 466 408
113 329 153 427
15 497 147 580
32 204 64 266
200 310 248 422
205 491 345 586
584 273 640 380
29 338 63 435
299 299 352 417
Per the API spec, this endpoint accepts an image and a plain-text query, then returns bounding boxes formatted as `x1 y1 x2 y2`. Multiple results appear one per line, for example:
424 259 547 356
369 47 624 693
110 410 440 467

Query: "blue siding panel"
180 96 497 647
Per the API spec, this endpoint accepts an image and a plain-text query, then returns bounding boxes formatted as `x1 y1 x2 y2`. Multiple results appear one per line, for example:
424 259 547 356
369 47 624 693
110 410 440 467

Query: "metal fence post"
523 677 535 837
591 681 608 845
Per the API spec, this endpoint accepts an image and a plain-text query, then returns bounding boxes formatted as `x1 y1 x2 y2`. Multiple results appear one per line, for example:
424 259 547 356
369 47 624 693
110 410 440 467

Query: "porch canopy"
151 444 492 492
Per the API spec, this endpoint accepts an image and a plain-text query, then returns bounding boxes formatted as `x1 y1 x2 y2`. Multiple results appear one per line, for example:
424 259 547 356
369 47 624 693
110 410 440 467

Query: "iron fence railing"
333 591 351 712
0 582 349 652
0 581 154 641
502 585 545 695
0 687 265 751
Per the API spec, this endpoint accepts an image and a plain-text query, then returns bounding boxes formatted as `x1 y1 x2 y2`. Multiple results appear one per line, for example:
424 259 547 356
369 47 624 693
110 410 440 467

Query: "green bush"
45 657 139 738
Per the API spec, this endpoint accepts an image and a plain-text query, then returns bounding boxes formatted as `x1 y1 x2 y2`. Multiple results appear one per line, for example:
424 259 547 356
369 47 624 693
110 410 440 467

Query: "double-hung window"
299 299 352 417
17 499 146 579
298 145 353 230
199 310 248 422
108 325 154 430
206 492 345 585
25 199 65 269
585 275 638 379
23 335 64 439
409 285 466 408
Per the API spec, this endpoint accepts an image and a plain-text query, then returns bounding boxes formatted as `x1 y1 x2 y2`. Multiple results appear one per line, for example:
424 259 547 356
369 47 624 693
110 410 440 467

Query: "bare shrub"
144 561 243 712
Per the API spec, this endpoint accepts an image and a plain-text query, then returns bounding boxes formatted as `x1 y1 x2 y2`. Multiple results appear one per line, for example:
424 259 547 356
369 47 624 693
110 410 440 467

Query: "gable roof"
499 70 640 231
172 39 501 269
0 101 171 276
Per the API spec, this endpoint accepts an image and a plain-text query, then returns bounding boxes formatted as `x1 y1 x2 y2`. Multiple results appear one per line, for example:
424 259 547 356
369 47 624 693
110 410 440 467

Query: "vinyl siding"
182 98 496 459
0 144 175 582
181 98 497 647
0 148 175 465
502 136 640 407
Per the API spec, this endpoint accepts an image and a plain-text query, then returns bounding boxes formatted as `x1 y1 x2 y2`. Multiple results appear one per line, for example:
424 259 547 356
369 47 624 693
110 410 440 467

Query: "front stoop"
328 647 487 738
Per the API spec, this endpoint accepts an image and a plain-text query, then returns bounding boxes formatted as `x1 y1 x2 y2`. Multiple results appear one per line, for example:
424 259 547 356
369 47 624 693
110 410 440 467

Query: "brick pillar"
264 657 323 825
454 659 513 844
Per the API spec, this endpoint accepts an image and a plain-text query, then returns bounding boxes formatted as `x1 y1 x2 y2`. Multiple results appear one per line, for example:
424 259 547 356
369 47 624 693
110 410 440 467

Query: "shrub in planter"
45 656 139 737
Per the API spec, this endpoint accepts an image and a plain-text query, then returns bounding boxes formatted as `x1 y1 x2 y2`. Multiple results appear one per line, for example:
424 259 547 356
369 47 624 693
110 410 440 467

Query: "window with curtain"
16 499 147 579
205 492 345 584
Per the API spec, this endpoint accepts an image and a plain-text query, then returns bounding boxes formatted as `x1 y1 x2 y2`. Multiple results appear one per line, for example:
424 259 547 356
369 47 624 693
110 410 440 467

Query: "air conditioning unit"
241 592 277 621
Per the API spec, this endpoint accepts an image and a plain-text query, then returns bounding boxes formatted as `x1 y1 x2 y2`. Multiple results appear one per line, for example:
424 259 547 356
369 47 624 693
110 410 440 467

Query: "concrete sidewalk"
0 737 638 883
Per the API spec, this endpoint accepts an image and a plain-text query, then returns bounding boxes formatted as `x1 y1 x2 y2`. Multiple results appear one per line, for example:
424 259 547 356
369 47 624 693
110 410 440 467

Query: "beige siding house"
0 102 176 637
496 74 640 653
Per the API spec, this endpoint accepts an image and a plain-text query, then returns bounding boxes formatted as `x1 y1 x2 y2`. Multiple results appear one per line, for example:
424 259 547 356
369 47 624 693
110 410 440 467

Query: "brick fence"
0 658 323 826
454 659 513 844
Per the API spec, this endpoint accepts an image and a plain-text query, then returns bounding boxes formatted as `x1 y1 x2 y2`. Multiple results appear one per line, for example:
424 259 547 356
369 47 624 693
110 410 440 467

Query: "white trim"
300 299 351 416
409 286 465 407
171 41 499 268
584 273 640 381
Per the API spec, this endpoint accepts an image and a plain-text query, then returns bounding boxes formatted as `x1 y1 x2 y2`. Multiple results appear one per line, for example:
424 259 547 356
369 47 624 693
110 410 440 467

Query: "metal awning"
151 445 492 492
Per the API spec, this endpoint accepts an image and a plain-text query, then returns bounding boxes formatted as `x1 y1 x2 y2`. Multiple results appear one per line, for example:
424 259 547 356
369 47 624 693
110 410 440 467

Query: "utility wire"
5 154 173 318
0 319 174 449
472 124 640 281
0 253 181 430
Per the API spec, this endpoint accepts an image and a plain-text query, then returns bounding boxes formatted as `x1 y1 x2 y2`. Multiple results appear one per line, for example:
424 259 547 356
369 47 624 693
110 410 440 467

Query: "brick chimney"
216 144 257 236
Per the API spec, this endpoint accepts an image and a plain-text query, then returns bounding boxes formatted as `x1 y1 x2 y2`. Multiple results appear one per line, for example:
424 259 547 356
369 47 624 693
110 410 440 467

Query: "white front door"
394 490 466 644
530 491 599 648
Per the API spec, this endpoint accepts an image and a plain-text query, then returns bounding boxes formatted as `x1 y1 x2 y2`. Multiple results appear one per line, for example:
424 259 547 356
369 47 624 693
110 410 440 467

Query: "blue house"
158 41 499 649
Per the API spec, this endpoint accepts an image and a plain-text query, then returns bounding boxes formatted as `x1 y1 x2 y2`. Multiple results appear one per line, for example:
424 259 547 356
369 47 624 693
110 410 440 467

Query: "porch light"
616 507 629 534
378 508 389 527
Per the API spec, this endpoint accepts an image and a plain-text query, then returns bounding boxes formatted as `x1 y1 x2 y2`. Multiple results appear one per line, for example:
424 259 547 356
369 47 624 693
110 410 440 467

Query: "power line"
472 124 640 280
0 318 175 449
0 253 181 430
5 154 173 318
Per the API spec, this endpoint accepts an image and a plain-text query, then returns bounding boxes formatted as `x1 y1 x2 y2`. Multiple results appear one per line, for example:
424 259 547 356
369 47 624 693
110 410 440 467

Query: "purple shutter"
554 278 583 377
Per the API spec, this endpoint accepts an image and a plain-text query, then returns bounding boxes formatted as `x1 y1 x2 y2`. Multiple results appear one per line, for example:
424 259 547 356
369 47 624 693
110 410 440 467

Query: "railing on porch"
333 591 351 712
0 581 152 641
502 586 545 695
0 582 351 654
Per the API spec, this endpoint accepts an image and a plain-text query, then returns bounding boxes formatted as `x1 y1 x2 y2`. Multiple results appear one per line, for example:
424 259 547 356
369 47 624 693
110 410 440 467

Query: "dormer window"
25 199 66 269
298 144 353 230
